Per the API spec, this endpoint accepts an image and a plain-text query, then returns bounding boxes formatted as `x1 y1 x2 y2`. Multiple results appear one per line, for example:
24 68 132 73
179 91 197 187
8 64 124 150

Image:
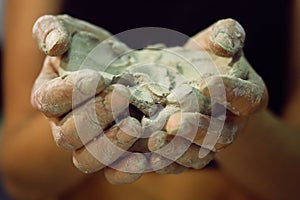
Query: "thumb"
32 15 112 56
185 18 246 57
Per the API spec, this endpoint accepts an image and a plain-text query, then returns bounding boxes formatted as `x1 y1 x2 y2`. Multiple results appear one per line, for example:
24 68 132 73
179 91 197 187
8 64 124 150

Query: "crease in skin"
165 112 236 151
47 84 130 150
50 120 76 150
176 144 215 169
104 167 143 185
148 131 215 170
31 52 107 118
149 133 191 162
33 78 72 117
199 72 265 116
104 84 130 114
76 86 129 147
72 117 142 173
104 153 147 184
150 153 186 174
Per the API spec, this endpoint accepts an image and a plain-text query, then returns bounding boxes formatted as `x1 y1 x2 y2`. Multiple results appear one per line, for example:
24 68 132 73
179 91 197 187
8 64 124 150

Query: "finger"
72 116 141 173
104 153 147 184
32 15 70 56
31 56 60 91
200 73 268 116
51 84 130 150
31 57 106 117
165 112 238 151
148 131 215 169
32 14 112 56
150 153 186 174
176 143 215 169
185 18 245 57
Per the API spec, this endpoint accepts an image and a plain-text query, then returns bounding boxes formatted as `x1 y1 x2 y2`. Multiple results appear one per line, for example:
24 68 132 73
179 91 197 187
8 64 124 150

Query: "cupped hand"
31 15 268 181
147 18 268 174
31 15 148 184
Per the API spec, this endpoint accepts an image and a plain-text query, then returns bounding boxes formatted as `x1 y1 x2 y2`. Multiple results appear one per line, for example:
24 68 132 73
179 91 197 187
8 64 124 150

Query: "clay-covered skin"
56 19 265 150
32 15 267 181
32 15 112 56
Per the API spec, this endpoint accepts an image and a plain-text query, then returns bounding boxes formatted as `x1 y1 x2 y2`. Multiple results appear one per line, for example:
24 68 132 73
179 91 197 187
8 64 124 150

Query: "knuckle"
72 70 105 97
31 86 55 117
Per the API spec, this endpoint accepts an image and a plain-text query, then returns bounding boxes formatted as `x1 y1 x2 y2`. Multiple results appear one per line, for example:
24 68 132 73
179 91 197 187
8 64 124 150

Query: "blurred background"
0 0 294 199
0 1 8 199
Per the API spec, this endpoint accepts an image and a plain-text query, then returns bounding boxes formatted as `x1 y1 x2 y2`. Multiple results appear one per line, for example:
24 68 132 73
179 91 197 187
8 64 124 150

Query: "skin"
1 1 300 200
30 15 265 178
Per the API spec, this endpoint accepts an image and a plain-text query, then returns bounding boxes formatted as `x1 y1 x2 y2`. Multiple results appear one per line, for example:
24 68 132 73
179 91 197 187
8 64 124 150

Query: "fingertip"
176 145 215 169
209 18 245 57
200 76 266 116
44 29 70 56
148 131 169 152
150 153 186 174
104 167 143 185
104 153 147 184
72 148 105 174
50 120 77 151
32 15 70 56
117 117 142 142
185 18 245 57
165 112 182 134
107 84 130 113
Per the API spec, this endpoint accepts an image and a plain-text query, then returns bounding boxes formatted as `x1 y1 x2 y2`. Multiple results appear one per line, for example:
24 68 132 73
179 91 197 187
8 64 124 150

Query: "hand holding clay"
151 19 268 173
31 15 148 184
31 15 268 182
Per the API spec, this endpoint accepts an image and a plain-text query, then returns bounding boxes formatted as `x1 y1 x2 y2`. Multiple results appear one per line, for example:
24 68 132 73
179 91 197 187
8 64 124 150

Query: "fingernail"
214 32 234 54
45 29 60 50
45 29 69 56
210 19 245 57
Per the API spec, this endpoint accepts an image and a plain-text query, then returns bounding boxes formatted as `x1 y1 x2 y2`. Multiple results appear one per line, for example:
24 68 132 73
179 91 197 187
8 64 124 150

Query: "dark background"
0 0 292 199
63 0 291 115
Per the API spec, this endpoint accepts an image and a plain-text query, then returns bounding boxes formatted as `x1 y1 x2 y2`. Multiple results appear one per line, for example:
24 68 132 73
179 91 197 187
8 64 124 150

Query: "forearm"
283 0 300 125
3 0 62 128
0 113 89 199
216 110 300 200
1 1 90 198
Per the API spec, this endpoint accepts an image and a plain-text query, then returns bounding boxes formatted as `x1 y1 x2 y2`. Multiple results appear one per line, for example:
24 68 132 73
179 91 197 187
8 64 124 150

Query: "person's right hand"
31 15 148 184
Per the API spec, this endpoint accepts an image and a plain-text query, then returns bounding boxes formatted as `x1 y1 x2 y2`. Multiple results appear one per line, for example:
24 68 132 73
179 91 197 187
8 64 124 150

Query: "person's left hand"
147 19 268 174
